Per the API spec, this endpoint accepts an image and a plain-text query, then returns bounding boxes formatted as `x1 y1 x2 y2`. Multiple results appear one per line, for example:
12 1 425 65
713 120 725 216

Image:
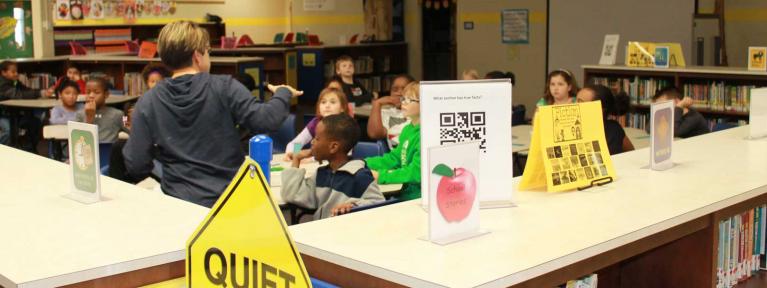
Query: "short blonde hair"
157 21 210 70
402 81 420 100
462 69 479 80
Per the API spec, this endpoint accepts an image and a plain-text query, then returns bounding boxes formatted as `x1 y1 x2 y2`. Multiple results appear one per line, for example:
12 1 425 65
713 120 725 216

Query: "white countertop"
289 126 767 287
0 146 209 288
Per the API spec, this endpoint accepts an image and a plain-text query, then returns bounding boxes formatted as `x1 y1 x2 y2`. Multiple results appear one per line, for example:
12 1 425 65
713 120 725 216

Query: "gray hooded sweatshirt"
124 72 291 207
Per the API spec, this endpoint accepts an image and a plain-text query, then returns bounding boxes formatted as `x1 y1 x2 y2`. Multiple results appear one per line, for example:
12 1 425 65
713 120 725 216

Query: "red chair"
124 39 140 54
236 34 254 48
308 34 321 46
349 34 359 44
69 41 88 55
283 32 295 43
220 36 236 49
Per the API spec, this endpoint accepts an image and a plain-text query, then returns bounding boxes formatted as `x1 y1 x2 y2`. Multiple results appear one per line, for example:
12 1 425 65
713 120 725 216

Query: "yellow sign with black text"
186 158 311 288
519 101 617 192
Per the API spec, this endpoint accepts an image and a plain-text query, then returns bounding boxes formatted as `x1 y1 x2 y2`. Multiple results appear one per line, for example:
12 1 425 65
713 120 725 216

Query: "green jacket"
365 123 421 200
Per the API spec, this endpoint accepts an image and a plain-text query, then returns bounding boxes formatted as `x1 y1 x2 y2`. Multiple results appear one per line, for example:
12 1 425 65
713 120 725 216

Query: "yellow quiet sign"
186 158 311 288
519 101 616 192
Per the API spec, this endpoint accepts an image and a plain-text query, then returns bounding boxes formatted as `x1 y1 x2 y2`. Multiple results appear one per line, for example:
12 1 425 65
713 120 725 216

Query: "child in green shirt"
365 81 421 200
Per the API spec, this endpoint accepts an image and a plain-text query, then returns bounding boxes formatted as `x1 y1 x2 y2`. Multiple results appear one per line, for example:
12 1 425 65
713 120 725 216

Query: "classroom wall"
288 0 365 46
33 1 54 57
405 0 422 80
456 0 546 114
724 0 767 67
548 0 694 85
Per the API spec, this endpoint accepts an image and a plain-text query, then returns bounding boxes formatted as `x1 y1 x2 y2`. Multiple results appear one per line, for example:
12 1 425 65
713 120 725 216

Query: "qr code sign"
439 112 487 152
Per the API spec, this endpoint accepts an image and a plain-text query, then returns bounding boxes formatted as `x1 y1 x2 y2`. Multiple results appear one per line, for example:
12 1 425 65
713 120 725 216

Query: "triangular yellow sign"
186 158 311 287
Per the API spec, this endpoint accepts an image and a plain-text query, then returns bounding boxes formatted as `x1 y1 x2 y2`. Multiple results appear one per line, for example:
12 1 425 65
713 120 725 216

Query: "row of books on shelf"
591 77 762 114
716 205 767 288
590 76 672 105
123 73 147 97
620 113 747 131
357 74 399 94
683 83 755 113
557 273 597 288
322 56 393 78
18 73 56 91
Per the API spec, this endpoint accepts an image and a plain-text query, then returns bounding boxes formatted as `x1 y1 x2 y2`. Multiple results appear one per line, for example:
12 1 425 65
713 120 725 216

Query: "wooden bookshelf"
582 65 767 126
210 47 298 88
10 55 263 97
53 22 225 56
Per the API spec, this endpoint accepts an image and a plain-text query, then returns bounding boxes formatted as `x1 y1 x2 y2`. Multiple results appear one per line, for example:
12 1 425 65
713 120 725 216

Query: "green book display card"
65 121 101 204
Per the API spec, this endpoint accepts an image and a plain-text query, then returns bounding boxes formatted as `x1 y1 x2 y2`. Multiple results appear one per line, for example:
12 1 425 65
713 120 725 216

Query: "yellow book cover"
626 41 655 67
519 101 617 192
749 47 767 71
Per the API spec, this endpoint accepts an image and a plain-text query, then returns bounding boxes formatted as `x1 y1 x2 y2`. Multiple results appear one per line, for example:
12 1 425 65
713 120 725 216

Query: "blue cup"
249 134 273 184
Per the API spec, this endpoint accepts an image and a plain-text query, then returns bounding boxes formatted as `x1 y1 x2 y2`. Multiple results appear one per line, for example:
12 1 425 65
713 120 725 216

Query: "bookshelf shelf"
583 65 767 129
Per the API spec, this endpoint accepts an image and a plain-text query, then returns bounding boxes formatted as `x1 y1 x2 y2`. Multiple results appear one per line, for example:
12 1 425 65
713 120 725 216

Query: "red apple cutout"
433 163 477 222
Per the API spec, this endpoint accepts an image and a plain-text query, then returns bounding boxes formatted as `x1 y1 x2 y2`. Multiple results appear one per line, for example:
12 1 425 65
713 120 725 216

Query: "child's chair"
308 34 321 46
269 113 296 154
99 143 112 175
220 36 237 49
295 32 308 43
351 142 384 159
236 34 254 47
348 34 359 44
124 39 140 54
43 125 68 161
283 32 295 43
273 33 285 43
69 41 88 55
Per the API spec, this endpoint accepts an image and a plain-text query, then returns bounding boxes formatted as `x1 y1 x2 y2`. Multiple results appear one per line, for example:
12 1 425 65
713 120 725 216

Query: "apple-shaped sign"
433 163 477 222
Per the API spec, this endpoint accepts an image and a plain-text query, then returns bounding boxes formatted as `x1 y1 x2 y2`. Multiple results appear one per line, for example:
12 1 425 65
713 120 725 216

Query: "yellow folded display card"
519 101 617 192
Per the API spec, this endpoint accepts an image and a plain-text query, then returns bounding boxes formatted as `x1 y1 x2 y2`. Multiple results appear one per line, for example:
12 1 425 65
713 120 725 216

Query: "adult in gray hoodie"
123 21 302 207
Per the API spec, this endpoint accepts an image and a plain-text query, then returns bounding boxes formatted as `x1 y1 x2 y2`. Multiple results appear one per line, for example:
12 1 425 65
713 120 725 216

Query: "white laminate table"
289 126 767 287
512 124 532 153
0 95 140 109
0 145 209 288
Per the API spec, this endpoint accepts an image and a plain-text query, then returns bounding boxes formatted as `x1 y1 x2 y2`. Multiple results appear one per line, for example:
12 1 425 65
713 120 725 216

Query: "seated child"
0 60 54 149
576 84 634 155
281 113 384 219
462 69 480 80
652 86 710 138
284 87 349 160
57 64 86 93
335 55 373 106
76 77 125 143
49 80 82 125
366 74 414 150
142 62 172 90
365 81 421 200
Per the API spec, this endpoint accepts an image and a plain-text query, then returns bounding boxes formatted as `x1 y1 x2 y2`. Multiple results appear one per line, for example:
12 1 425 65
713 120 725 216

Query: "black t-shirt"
341 80 372 106
604 119 626 155
675 107 710 138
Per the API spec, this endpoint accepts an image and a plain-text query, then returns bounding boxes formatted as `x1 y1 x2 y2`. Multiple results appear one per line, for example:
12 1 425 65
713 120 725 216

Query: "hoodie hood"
150 73 212 126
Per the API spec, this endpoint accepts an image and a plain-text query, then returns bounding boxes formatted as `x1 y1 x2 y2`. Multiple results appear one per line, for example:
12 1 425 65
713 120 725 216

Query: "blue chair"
310 277 339 288
712 122 737 132
352 141 383 159
273 33 284 43
376 139 391 153
348 198 403 214
98 143 112 175
269 114 296 154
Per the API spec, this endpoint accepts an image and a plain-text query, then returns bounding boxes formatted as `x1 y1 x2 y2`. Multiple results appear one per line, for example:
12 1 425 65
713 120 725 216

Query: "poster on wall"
70 0 84 20
502 9 528 44
0 1 34 58
55 0 71 20
304 0 335 11
90 0 104 19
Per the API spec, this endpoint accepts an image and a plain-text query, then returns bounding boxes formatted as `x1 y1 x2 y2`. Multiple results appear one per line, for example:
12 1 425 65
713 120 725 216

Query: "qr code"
439 112 487 152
